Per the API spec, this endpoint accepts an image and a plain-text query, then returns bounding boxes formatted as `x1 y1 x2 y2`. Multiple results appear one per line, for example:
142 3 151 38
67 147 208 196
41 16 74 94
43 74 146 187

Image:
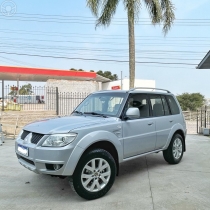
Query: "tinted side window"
149 95 164 117
161 95 170 115
166 95 180 115
126 94 150 118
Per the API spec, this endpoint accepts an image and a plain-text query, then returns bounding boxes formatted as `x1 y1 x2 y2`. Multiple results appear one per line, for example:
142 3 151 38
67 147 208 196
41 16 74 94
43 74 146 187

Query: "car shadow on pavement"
28 152 167 201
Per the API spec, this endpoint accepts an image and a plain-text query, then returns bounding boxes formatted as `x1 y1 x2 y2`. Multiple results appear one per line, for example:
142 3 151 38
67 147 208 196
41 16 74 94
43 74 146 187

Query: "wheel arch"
163 124 186 152
173 129 186 152
78 140 119 176
62 132 122 176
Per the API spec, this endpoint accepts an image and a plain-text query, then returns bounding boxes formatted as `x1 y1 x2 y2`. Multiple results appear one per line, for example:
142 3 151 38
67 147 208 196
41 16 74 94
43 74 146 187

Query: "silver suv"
15 88 186 200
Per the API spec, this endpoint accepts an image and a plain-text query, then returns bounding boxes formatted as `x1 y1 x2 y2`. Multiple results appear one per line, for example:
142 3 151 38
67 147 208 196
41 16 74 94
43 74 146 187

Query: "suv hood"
23 115 114 134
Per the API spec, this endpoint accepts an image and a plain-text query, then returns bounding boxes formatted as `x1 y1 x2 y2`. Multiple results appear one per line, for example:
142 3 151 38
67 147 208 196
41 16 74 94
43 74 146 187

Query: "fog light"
53 164 62 170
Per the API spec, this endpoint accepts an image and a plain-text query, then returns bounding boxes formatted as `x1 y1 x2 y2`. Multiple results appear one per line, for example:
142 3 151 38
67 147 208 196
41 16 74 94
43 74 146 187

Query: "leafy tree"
19 84 33 95
176 93 205 111
87 0 175 88
97 70 118 81
90 70 95 72
9 84 33 95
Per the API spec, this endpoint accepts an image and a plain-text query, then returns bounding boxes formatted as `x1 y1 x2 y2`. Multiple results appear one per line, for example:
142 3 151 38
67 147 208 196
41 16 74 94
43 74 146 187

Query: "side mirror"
125 108 140 119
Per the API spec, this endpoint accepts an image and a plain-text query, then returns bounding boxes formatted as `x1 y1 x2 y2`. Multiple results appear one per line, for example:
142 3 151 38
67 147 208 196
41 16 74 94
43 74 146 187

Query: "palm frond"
143 0 162 24
123 0 141 23
87 0 102 17
160 0 175 34
96 0 120 27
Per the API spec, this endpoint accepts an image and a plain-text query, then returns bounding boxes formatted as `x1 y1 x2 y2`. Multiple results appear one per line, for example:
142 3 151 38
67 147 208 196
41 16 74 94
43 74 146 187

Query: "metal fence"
0 85 90 115
58 92 89 116
197 107 210 133
1 85 56 111
183 108 210 134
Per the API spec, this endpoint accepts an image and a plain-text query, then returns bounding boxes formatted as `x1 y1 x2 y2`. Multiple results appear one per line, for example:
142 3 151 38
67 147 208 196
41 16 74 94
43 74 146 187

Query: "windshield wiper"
73 111 84 115
84 112 108 118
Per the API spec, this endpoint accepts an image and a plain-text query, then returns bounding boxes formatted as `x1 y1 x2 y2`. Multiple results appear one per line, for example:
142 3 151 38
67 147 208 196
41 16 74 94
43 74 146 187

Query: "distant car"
15 88 186 200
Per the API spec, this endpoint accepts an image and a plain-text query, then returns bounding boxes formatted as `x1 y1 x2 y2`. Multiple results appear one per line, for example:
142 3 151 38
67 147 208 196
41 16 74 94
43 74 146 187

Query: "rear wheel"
72 149 116 200
163 134 184 164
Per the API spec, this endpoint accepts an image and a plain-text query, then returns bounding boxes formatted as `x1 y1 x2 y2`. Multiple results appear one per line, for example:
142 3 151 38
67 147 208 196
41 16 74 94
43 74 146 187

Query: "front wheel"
163 134 184 164
72 149 116 200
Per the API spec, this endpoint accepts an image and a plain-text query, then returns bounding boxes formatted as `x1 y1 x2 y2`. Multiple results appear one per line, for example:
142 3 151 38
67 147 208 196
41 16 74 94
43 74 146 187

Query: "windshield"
73 92 126 117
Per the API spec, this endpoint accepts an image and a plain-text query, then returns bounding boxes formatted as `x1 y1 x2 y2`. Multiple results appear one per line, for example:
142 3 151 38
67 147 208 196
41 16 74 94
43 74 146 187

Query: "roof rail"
129 87 171 93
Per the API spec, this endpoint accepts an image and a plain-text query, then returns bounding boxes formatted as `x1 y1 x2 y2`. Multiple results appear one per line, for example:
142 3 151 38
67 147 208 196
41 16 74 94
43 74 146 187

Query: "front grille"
21 130 44 145
20 156 35 165
21 130 30 140
31 133 44 144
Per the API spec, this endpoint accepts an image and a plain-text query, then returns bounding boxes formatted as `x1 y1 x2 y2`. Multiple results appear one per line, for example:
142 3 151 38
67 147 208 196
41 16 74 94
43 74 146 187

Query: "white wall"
102 79 155 90
46 79 99 93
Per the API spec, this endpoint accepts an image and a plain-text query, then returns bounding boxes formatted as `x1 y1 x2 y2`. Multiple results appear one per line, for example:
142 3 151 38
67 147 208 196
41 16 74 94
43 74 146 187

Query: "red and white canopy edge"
0 65 110 82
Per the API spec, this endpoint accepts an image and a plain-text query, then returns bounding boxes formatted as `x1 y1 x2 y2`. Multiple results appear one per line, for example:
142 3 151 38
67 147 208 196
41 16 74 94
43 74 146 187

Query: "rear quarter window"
166 95 180 115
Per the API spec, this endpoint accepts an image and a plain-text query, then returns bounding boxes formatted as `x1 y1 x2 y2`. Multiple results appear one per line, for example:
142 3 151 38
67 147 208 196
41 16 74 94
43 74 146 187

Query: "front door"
122 93 156 159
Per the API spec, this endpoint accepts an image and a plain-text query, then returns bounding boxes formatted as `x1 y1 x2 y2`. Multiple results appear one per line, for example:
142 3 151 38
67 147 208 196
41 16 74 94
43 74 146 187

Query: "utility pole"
17 77 19 96
121 71 123 90
1 80 4 111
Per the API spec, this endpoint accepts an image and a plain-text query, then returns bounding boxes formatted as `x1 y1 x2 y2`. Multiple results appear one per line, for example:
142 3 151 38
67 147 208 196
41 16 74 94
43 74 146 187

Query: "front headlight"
42 133 77 147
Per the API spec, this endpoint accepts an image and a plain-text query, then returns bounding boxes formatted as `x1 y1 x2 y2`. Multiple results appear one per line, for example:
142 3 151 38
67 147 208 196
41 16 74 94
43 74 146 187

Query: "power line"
0 51 197 66
0 55 42 67
14 12 210 21
1 29 210 41
3 13 210 24
1 36 210 46
0 44 206 55
1 42 208 55
0 43 204 60
0 46 202 61
1 16 210 26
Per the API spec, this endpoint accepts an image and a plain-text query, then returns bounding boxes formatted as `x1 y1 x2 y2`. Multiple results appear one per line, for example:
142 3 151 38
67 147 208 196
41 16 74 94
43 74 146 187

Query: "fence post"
204 106 207 128
197 110 198 133
56 87 59 115
0 123 5 145
201 109 202 128
1 80 4 111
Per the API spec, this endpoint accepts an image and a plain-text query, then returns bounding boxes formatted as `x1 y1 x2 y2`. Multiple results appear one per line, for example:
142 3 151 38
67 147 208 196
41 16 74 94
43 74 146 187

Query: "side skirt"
122 149 164 162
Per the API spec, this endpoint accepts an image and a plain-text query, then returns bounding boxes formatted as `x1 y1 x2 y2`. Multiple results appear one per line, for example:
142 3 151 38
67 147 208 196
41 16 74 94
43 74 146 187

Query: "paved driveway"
0 135 210 210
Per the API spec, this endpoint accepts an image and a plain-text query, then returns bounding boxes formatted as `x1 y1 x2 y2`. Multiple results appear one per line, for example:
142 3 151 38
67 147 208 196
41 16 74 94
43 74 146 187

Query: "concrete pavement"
0 135 210 210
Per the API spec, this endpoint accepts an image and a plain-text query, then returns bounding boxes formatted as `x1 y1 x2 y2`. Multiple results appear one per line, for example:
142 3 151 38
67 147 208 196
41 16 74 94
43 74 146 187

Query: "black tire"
163 134 184 164
72 149 116 200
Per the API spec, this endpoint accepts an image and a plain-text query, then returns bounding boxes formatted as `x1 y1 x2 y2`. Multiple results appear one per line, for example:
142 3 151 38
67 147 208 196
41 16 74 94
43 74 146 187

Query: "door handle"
169 120 173 123
148 122 154 126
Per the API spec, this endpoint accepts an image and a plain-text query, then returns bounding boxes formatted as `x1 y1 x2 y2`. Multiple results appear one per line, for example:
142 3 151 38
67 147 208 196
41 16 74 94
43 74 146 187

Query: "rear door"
149 94 172 150
122 93 156 158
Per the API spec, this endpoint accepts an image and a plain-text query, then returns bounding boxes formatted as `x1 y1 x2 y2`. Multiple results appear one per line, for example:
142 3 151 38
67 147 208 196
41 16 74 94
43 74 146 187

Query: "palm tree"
87 0 175 88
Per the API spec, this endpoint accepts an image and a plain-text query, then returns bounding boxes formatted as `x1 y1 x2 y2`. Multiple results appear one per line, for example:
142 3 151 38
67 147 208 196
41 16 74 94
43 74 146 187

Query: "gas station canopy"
197 51 210 69
0 65 110 82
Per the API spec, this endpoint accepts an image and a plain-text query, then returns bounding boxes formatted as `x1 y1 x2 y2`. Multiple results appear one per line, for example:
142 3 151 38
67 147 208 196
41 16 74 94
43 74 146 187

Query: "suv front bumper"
15 137 77 176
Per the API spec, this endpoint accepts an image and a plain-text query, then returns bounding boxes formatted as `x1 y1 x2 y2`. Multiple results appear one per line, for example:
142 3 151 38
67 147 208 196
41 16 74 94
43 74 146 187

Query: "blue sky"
0 0 210 97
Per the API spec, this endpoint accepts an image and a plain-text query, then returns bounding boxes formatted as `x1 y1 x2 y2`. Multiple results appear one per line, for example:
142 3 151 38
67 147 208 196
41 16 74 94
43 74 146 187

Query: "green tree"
87 0 175 88
19 84 33 95
176 93 205 111
97 70 118 81
9 84 33 95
